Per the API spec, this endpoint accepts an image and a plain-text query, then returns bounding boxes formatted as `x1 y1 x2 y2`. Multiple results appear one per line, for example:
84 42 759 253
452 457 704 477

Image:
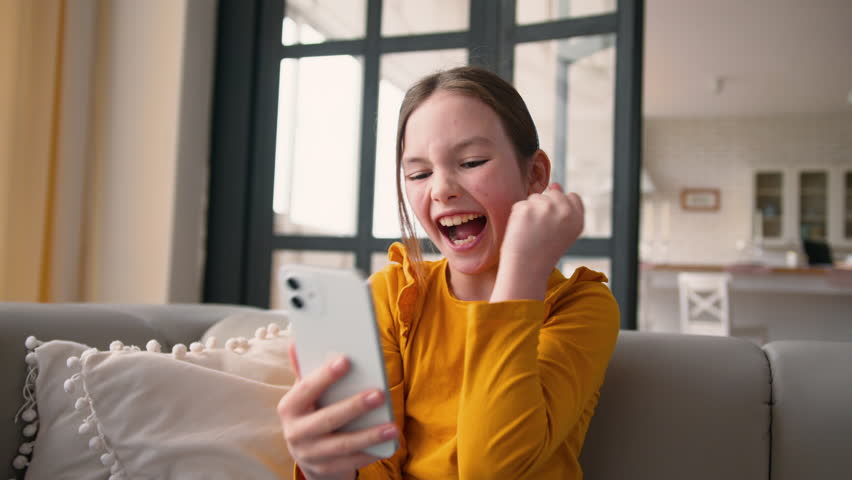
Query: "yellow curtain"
1 0 213 303
0 0 66 301
0 0 106 303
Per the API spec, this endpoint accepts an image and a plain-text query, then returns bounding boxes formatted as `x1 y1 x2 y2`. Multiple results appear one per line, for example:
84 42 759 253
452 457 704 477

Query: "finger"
533 188 564 208
540 183 565 201
298 423 399 463
290 389 388 439
281 355 350 416
544 189 581 213
566 192 585 216
288 341 302 380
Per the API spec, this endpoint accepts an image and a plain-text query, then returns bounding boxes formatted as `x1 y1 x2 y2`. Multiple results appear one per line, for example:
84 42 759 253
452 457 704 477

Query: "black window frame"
204 0 643 329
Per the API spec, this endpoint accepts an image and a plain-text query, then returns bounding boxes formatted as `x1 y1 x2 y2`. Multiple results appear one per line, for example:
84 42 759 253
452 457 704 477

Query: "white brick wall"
642 113 852 265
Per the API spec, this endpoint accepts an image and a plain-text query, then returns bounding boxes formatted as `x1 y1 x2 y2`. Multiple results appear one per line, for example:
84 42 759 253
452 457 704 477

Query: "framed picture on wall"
680 188 720 211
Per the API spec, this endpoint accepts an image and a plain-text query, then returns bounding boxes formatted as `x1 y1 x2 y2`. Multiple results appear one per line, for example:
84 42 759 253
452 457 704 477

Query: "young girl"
278 66 620 480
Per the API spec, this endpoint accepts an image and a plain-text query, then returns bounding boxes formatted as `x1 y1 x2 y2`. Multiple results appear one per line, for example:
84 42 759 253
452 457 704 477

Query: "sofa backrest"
5 306 849 480
765 340 852 480
0 302 259 480
581 331 771 480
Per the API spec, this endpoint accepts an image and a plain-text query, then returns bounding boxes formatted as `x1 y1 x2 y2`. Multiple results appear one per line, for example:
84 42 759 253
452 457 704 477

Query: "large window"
205 0 644 328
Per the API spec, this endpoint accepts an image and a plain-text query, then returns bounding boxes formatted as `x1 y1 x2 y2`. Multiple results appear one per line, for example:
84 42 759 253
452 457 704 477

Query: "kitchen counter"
639 263 852 342
641 263 852 295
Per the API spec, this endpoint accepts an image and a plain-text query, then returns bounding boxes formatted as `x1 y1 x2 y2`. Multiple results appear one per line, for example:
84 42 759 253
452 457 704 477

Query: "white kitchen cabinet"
797 170 829 242
828 167 852 248
752 168 793 247
752 167 851 249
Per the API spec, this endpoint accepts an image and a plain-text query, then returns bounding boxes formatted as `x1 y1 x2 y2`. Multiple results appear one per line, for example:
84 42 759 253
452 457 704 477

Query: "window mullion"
468 0 491 69
611 0 645 329
356 0 383 274
496 0 517 81
243 0 286 307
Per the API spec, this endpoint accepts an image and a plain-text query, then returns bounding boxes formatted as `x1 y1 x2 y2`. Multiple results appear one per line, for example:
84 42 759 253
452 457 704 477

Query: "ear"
526 150 551 195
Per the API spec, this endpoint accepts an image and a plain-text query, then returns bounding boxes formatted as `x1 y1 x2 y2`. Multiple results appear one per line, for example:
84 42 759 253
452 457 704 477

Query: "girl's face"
401 90 536 277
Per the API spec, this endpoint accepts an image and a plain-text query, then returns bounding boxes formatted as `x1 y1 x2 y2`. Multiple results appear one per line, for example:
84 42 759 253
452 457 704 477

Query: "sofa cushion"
580 331 771 480
12 323 295 479
765 340 852 480
201 310 290 344
1 302 258 479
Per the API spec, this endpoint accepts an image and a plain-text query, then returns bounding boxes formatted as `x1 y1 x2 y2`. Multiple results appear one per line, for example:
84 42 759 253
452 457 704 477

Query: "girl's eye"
461 159 489 169
407 171 431 181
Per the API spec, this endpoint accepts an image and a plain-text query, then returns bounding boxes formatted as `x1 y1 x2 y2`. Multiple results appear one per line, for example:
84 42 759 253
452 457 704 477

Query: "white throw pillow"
200 310 289 346
13 324 296 480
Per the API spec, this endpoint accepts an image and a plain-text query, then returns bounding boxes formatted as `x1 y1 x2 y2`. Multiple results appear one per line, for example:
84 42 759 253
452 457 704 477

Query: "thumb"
547 182 564 193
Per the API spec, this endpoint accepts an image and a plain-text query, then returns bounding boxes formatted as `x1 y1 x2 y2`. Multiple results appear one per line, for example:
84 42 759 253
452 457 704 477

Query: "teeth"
439 213 481 227
452 235 477 246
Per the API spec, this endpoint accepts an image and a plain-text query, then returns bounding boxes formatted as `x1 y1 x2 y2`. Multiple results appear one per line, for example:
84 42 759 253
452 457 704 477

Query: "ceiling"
286 0 852 118
644 0 852 117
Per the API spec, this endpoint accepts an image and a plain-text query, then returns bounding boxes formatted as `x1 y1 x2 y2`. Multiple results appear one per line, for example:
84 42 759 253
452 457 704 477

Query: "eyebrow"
452 136 494 151
402 136 495 166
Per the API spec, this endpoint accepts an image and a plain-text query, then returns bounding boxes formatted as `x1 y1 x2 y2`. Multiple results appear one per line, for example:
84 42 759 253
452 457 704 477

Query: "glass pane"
382 0 469 37
514 35 616 238
517 0 616 24
270 250 356 309
370 250 443 275
755 172 783 239
560 256 611 283
282 0 366 45
846 172 852 239
372 49 468 238
799 171 827 241
273 56 363 236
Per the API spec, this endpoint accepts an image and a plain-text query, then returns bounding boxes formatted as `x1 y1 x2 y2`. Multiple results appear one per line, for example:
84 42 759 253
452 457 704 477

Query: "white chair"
677 272 732 336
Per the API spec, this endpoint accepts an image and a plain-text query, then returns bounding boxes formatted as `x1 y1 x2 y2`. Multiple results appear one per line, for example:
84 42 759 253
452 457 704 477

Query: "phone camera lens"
290 296 305 310
286 277 300 290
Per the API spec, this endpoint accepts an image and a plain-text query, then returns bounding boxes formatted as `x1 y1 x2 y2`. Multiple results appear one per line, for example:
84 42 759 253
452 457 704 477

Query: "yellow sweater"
356 243 620 479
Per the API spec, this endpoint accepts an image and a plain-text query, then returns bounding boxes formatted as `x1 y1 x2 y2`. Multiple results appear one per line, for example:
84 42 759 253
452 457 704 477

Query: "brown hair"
394 66 540 280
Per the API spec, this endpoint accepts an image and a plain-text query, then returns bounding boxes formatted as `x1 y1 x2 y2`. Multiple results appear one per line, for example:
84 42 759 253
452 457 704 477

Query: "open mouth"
437 213 487 247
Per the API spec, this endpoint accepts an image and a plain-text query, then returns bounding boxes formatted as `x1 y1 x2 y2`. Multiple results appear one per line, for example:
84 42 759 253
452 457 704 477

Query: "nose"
430 170 460 203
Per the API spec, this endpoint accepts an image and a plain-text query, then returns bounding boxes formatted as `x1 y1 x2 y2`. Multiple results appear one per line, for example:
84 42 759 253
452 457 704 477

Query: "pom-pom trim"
11 325 288 477
13 337 41 474
62 346 128 479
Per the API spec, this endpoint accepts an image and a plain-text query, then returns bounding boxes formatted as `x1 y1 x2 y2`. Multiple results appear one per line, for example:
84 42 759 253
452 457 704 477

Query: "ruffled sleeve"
356 242 430 478
383 242 426 350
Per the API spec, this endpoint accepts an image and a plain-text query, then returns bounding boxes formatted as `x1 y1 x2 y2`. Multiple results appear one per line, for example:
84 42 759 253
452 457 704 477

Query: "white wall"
643 113 852 265
167 0 217 303
82 0 216 302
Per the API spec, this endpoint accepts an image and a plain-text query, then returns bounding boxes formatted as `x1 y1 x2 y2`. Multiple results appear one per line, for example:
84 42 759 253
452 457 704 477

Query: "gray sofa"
3 303 851 479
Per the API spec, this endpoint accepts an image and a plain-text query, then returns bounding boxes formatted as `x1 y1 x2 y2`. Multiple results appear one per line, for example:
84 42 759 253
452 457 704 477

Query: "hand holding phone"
276 265 399 477
278 347 398 479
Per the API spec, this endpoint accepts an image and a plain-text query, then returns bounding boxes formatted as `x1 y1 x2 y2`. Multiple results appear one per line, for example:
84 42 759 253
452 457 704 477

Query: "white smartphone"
279 264 398 459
